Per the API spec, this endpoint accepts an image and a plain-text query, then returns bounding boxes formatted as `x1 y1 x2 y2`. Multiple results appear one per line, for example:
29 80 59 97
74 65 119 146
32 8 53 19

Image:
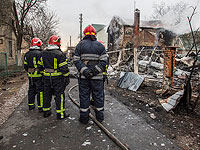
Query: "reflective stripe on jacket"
74 36 108 79
38 45 69 78
24 46 42 78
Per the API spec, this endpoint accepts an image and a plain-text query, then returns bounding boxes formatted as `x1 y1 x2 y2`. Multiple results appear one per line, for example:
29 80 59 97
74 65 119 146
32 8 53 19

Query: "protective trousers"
43 77 66 117
79 79 104 122
28 77 44 109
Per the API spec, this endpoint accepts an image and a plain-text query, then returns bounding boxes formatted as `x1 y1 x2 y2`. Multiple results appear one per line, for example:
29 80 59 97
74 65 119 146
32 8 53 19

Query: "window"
0 39 3 44
8 41 13 57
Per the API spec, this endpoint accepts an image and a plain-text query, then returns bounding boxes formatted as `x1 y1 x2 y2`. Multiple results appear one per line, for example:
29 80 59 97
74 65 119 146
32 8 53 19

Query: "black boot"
57 112 70 120
29 105 35 110
79 117 89 124
95 111 104 123
43 111 52 118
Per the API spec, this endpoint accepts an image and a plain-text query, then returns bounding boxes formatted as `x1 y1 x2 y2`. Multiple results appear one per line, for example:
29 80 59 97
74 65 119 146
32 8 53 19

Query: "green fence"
0 52 24 77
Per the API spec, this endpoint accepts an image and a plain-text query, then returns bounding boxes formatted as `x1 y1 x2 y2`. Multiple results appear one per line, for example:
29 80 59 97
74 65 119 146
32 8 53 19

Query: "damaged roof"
109 16 163 29
140 20 163 28
92 24 106 33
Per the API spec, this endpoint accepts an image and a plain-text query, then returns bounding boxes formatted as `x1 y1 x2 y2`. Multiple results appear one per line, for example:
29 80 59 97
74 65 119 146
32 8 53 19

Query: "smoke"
160 1 200 35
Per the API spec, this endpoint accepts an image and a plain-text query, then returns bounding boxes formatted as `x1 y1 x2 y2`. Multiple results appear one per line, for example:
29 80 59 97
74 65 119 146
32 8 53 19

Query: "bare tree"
0 0 47 65
181 6 200 111
31 10 59 47
152 1 188 25
152 1 170 19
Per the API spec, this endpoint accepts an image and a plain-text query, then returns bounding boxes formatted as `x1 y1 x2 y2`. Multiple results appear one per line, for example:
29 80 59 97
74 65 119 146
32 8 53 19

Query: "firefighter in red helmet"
24 38 44 112
38 35 70 119
74 25 109 124
48 35 61 46
83 25 96 36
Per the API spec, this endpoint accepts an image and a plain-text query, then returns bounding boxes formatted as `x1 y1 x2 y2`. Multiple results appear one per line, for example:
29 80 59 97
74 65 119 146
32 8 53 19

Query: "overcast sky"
47 0 200 48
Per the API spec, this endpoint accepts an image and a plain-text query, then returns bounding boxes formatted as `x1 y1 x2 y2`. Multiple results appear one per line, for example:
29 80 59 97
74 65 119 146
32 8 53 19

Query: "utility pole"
133 8 140 74
70 36 71 47
79 13 83 41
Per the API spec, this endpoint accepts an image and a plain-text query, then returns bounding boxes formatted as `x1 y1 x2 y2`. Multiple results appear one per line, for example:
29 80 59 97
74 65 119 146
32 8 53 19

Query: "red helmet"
31 38 42 47
84 25 96 36
48 35 61 46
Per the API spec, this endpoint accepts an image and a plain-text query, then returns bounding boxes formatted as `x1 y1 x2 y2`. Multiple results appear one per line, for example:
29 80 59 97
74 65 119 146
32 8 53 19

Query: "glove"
91 66 99 76
64 76 70 85
83 69 94 79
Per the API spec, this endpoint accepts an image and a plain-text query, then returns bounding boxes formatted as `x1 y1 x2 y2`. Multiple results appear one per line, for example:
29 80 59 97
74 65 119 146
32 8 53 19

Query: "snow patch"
82 141 91 146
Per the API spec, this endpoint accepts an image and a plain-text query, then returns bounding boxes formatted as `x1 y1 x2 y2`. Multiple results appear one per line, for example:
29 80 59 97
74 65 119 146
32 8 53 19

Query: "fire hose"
68 84 130 150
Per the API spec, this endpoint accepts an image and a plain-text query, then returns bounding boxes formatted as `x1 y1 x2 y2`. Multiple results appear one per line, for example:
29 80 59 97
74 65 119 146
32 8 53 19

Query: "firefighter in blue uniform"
24 38 44 112
74 25 109 124
38 35 70 119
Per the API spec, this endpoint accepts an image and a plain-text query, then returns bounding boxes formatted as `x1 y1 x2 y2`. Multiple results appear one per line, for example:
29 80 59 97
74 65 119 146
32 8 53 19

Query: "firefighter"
74 25 109 124
24 38 44 112
90 40 109 107
38 35 70 120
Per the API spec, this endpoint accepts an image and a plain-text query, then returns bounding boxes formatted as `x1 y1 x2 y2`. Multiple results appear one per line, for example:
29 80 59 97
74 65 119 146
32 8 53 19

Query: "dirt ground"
0 72 28 125
0 71 27 104
105 77 200 150
0 72 200 149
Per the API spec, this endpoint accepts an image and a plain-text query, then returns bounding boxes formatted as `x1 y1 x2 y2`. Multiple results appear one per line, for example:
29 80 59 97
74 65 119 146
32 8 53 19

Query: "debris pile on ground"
107 47 199 112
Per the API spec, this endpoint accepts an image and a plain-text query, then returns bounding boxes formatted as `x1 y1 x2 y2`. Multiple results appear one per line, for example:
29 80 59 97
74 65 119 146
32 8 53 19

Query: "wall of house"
122 26 133 49
139 30 155 47
107 17 125 51
0 25 16 66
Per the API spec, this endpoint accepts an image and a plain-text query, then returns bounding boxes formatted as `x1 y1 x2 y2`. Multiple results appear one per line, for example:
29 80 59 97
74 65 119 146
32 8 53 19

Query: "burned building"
107 11 171 52
107 16 134 51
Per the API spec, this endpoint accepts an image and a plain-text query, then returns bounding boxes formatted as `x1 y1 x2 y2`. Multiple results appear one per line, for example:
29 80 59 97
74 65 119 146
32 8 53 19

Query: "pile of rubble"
107 48 200 112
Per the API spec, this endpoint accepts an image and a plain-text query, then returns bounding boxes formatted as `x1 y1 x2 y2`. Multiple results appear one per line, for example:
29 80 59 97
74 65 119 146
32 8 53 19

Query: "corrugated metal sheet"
118 72 144 92
159 90 184 112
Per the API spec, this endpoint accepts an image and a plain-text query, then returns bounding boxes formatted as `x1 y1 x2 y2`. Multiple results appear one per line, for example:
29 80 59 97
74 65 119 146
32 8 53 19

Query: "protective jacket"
24 46 43 78
38 45 69 119
74 36 108 79
24 46 43 110
74 35 108 123
38 45 69 79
